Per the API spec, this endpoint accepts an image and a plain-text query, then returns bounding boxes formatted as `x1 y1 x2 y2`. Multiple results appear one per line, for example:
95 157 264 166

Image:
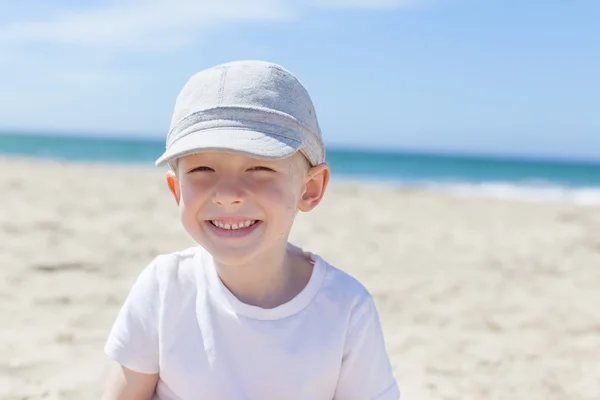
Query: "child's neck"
213 244 314 309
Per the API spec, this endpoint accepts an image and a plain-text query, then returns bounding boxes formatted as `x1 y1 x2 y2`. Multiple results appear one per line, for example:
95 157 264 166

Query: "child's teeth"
212 220 256 230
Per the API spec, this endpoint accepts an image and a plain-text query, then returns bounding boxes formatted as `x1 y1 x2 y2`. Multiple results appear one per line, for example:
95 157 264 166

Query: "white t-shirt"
104 245 400 400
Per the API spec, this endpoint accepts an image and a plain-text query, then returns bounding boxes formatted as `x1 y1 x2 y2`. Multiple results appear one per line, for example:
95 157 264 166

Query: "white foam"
423 180 600 206
332 173 600 206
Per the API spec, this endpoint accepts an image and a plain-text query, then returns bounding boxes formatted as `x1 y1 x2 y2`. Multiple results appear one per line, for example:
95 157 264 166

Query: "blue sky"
1 0 599 161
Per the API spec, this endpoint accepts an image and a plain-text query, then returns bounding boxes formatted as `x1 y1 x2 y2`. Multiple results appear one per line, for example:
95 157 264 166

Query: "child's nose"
211 179 246 206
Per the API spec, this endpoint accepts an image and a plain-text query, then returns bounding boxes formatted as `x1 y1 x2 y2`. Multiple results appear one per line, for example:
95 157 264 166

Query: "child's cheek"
179 177 210 205
179 186 197 207
253 179 288 207
254 179 299 232
178 182 209 221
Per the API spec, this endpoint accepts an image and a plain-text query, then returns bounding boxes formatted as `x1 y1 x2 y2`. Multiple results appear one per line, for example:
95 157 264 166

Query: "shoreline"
4 154 600 207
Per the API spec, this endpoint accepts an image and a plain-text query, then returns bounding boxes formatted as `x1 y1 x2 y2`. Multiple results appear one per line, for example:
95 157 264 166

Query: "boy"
102 60 400 399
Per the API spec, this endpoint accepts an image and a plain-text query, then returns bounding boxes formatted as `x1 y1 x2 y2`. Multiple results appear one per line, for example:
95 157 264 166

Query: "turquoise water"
2 132 600 203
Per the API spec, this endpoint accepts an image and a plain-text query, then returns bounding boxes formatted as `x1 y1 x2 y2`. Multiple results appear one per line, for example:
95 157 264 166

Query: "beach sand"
2 156 599 399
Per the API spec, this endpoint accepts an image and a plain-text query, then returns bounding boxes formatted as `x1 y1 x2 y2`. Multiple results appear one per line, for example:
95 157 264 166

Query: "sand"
1 156 599 400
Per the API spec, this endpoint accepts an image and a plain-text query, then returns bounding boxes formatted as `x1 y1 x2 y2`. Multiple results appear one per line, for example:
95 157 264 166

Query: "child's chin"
208 246 261 267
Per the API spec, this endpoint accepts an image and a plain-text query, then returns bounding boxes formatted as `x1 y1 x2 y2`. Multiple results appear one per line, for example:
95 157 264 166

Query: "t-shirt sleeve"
334 295 400 400
104 260 160 375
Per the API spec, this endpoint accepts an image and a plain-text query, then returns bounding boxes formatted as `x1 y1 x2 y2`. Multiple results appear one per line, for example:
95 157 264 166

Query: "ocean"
2 132 600 205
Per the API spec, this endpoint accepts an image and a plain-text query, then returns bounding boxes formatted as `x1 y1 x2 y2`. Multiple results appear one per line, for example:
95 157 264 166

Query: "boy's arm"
102 363 159 400
334 295 400 400
103 260 161 397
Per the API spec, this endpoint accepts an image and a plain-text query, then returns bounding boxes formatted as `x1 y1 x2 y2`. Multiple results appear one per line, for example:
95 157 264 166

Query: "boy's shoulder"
154 245 200 266
145 246 204 288
286 242 372 300
316 253 374 306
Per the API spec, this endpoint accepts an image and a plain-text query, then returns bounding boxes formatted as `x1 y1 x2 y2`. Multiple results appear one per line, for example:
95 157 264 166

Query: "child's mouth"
206 219 261 238
209 220 258 230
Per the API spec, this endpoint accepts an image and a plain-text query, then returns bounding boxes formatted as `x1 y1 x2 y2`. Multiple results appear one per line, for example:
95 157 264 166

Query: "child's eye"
187 166 214 173
249 166 275 172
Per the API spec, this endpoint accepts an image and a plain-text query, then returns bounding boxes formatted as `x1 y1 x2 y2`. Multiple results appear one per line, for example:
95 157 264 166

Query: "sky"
0 0 599 161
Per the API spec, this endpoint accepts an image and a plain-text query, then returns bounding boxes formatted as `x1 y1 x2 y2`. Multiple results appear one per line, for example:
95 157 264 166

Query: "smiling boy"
102 60 400 399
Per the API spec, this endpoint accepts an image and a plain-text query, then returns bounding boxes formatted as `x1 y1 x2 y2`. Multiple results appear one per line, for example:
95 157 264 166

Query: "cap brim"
155 128 302 167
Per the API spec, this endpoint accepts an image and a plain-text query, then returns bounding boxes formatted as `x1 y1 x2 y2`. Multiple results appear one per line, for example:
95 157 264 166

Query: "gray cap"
155 60 325 168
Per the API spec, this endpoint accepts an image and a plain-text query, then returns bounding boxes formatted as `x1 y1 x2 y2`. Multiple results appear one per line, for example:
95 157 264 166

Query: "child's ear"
298 163 330 212
166 170 181 205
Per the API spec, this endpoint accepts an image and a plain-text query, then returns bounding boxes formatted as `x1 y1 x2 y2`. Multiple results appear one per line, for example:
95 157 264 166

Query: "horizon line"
1 128 600 167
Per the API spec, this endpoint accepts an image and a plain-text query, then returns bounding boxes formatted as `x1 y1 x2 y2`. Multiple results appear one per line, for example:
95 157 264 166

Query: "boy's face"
166 151 329 267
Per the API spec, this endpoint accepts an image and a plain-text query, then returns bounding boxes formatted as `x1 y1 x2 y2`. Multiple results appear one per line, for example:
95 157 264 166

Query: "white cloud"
316 0 412 9
0 0 295 52
0 0 412 52
0 0 413 132
0 0 298 105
